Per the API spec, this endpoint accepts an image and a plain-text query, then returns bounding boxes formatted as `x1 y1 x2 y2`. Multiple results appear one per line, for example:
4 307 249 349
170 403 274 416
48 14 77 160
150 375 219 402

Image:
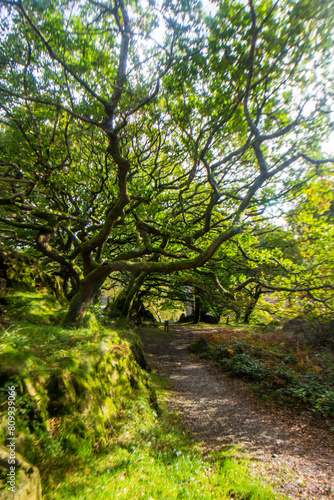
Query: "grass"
189 326 334 419
1 293 286 498
0 292 121 363
42 377 285 500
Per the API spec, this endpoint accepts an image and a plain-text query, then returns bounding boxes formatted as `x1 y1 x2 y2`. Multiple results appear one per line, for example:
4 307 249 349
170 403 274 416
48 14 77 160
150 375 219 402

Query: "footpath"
138 325 334 500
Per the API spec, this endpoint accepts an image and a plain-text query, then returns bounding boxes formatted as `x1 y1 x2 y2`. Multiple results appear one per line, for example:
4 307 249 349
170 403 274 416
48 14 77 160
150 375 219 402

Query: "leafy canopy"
0 0 333 324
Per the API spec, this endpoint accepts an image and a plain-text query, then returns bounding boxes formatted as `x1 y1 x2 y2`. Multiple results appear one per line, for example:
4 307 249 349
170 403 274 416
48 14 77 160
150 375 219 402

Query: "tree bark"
193 288 201 324
118 272 148 323
63 264 111 328
243 287 261 324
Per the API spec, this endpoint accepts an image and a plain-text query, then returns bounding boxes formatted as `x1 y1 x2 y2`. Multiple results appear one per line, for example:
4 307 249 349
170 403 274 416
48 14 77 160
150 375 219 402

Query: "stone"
201 313 221 324
0 444 42 499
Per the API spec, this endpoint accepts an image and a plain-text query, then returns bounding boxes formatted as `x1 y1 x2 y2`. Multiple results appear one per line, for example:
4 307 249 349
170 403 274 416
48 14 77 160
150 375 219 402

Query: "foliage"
116 199 334 323
189 327 334 418
0 0 333 325
284 178 334 318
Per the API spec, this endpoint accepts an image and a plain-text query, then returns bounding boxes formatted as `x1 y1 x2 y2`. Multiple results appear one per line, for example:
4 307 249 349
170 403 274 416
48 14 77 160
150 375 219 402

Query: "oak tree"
0 0 333 326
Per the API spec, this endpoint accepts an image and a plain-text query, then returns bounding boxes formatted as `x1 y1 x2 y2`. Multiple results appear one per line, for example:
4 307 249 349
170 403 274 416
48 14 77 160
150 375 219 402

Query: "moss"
4 291 62 325
0 332 156 465
0 292 161 466
0 348 42 375
130 342 151 371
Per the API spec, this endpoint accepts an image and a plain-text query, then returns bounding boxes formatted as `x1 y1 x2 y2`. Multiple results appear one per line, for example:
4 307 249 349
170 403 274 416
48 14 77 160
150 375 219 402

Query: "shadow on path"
138 324 334 500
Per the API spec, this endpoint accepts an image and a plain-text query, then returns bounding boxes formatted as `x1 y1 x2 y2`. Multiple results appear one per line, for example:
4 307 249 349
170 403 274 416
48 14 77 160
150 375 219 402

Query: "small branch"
18 1 108 107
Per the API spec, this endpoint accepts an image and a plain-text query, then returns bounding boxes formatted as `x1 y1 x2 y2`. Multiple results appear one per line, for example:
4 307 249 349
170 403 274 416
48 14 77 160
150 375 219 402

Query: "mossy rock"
0 332 158 463
130 342 151 371
0 349 43 375
0 444 42 499
4 292 62 325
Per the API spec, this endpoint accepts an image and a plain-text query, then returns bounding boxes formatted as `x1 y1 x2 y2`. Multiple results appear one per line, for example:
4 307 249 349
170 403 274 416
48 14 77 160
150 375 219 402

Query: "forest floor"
138 324 334 500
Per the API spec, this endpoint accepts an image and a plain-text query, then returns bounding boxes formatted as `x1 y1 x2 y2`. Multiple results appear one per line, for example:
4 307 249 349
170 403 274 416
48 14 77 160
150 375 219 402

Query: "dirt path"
138 325 334 500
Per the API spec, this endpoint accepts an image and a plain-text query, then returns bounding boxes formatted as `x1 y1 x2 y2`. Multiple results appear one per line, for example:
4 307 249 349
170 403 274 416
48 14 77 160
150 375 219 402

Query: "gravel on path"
138 324 334 500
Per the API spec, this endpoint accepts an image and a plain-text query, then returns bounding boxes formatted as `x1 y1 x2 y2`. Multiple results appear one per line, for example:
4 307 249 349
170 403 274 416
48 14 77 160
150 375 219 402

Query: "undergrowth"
0 291 152 465
189 328 334 419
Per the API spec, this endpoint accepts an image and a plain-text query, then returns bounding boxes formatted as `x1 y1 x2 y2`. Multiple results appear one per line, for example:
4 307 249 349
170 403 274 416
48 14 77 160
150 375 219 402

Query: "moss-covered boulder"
0 444 42 500
0 329 156 464
0 246 45 295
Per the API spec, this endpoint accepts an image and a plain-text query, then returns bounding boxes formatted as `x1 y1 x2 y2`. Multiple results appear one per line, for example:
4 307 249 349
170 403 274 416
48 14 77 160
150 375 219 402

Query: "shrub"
189 334 334 418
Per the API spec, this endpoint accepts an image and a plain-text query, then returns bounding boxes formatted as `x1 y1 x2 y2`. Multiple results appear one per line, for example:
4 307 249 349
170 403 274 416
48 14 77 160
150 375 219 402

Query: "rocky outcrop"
0 332 157 463
0 445 42 500
178 312 221 324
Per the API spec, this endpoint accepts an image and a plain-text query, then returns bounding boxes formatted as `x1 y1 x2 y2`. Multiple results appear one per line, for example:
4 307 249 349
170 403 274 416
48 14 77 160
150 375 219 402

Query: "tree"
0 0 333 326
283 177 334 318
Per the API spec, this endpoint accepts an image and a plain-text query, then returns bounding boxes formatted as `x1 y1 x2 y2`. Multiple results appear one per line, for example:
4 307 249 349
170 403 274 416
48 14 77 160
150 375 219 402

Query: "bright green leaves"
0 0 334 325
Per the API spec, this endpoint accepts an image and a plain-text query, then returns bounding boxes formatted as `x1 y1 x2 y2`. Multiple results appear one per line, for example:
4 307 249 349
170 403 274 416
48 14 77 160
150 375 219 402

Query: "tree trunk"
243 288 261 324
106 272 149 325
243 303 255 324
63 265 111 328
193 288 201 324
107 290 126 318
119 272 148 323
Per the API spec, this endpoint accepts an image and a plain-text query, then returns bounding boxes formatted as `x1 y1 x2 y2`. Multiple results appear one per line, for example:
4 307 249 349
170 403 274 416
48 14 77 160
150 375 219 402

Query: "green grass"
42 377 285 500
0 292 120 363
